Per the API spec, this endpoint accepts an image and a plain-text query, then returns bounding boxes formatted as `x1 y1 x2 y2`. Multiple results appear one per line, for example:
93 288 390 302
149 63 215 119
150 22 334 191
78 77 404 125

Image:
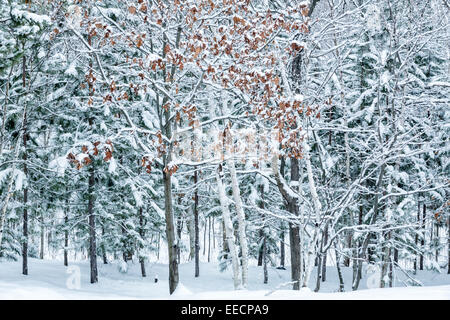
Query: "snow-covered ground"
0 258 449 299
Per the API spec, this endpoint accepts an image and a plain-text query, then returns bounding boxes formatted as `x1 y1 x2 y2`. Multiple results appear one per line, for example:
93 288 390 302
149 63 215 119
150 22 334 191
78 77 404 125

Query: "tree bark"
280 228 285 268
163 167 178 294
380 230 391 288
101 225 107 265
335 241 345 292
420 203 425 270
216 164 241 289
414 198 420 274
257 229 264 267
447 215 449 274
208 216 211 263
194 170 200 277
64 207 68 266
271 154 301 290
263 236 268 284
289 158 301 290
40 212 45 260
22 55 28 276
187 213 195 261
88 164 98 283
222 220 228 260
227 157 249 288
176 214 182 263
321 223 328 282
301 140 322 288
139 207 146 277
435 223 439 262
259 183 268 284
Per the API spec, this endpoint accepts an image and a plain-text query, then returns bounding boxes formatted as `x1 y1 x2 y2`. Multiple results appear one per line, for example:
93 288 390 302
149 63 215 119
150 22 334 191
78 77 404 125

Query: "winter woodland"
0 0 449 299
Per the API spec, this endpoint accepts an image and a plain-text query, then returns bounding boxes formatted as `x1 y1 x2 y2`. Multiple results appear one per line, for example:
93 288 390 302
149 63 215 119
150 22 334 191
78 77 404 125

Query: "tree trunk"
203 215 207 256
435 224 439 262
352 205 363 284
208 216 211 263
389 254 393 288
157 232 160 261
176 214 182 263
64 207 68 266
22 56 28 276
321 224 328 282
259 183 268 284
101 226 107 264
227 157 249 288
314 252 322 292
216 164 241 289
447 215 449 274
139 207 146 277
212 216 215 249
222 220 228 260
263 236 268 284
301 140 322 288
335 242 345 292
314 224 327 292
380 230 391 288
344 232 351 267
163 168 178 294
414 198 420 274
257 229 264 267
353 163 386 290
420 203 425 270
271 154 301 290
40 213 45 260
88 164 98 283
289 157 301 290
194 169 200 277
280 228 285 268
187 212 195 261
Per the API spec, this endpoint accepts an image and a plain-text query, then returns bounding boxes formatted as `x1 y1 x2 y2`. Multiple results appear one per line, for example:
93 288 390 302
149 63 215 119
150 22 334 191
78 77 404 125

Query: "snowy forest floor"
0 258 449 299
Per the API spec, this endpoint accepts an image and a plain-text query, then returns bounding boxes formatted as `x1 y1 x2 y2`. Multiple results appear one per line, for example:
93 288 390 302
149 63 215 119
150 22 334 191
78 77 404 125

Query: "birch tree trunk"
334 241 345 292
302 139 322 288
227 156 249 288
353 163 386 290
380 230 391 288
187 213 195 261
216 164 241 289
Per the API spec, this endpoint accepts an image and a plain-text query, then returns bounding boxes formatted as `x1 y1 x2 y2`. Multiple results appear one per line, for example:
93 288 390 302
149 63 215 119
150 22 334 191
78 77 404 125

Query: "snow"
49 156 69 176
13 169 26 191
142 110 155 129
0 258 448 300
108 157 117 174
65 62 78 77
11 8 51 26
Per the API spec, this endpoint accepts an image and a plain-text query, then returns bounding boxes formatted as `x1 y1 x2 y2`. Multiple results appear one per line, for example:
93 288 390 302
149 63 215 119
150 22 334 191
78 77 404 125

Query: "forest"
0 0 449 299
